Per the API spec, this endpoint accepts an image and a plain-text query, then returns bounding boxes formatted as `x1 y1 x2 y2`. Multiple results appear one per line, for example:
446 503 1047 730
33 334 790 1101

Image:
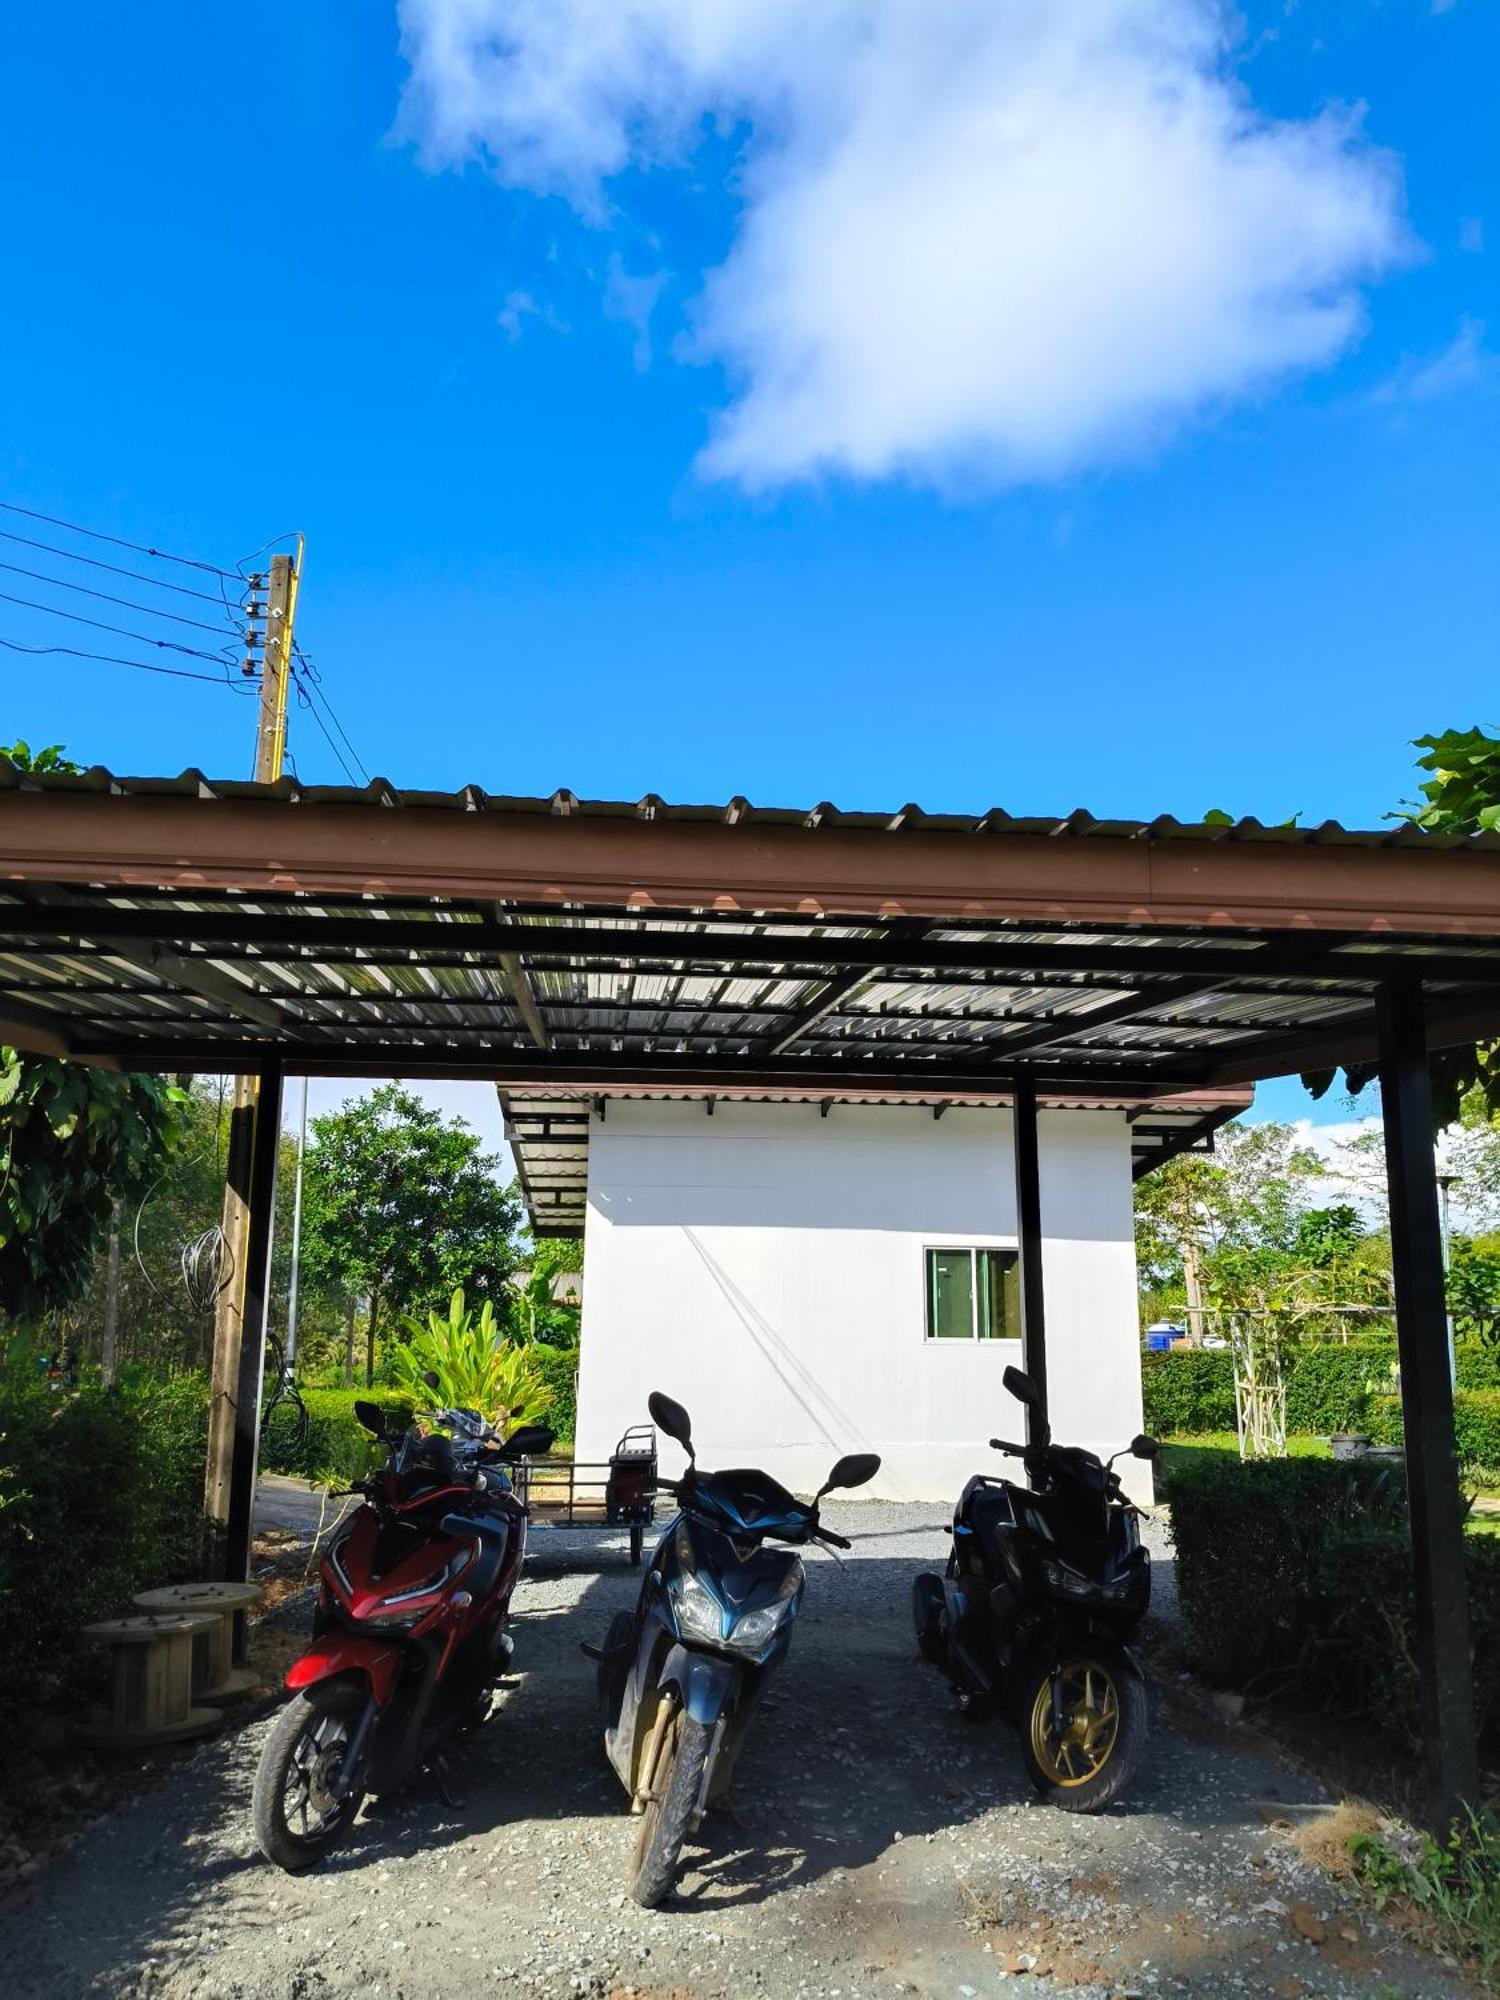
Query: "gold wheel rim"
1028 1657 1120 1787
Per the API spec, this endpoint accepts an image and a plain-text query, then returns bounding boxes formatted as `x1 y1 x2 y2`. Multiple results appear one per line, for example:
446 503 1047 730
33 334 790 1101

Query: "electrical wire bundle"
0 498 370 787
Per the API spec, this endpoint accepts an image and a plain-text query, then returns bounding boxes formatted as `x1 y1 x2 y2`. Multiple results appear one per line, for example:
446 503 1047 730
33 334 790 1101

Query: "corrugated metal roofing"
4 762 1500 1236
0 761 1492 848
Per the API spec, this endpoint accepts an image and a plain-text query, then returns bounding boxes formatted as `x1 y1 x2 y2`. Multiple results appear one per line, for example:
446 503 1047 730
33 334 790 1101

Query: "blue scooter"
590 1390 879 1906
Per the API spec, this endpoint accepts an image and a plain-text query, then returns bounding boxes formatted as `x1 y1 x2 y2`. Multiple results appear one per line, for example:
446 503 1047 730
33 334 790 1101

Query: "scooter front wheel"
1021 1647 1146 1814
253 1682 368 1871
630 1702 710 1908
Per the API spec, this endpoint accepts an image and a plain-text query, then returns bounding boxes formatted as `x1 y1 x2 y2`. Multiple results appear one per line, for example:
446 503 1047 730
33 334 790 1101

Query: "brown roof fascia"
6 787 1500 937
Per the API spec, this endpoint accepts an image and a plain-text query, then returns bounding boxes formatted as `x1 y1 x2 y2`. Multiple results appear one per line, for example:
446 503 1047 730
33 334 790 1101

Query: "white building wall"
573 1100 1147 1502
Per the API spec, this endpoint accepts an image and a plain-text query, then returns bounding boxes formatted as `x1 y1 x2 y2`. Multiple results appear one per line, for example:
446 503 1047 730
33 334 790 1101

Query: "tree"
1307 727 1500 1124
298 1085 521 1386
0 1048 188 1323
506 1229 584 1347
1134 1121 1330 1334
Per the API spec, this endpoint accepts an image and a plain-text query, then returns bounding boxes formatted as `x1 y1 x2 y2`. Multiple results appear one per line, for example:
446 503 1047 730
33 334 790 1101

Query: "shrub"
1368 1389 1500 1481
531 1343 579 1447
0 1370 209 1712
1166 1452 1500 1751
390 1288 552 1429
1142 1349 1236 1434
260 1387 415 1484
1143 1338 1401 1439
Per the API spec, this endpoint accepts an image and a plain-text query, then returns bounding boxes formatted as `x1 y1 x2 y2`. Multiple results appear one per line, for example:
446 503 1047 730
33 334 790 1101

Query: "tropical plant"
0 1048 189 1321
1450 1241 1500 1352
390 1288 552 1430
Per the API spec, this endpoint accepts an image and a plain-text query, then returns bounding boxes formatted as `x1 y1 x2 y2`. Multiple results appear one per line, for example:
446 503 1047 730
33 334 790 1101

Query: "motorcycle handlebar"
814 1524 852 1549
989 1438 1027 1456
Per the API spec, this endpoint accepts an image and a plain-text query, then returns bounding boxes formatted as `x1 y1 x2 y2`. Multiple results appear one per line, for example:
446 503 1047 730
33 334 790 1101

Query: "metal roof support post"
1011 1075 1049 1445
204 1059 284 1583
1376 978 1478 1832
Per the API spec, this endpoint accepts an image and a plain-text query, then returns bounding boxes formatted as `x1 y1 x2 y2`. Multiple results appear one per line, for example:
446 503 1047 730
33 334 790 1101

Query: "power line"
0 588 238 667
0 558 249 638
0 634 239 688
290 667 362 785
293 647 370 783
0 528 234 606
0 499 239 580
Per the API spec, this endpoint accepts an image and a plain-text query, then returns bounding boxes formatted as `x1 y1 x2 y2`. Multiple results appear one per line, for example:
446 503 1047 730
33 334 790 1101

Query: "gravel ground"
0 1502 1474 2000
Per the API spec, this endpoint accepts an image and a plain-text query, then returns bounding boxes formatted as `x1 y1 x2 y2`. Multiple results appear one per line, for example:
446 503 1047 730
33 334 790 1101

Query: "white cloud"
398 0 1408 489
1405 317 1492 400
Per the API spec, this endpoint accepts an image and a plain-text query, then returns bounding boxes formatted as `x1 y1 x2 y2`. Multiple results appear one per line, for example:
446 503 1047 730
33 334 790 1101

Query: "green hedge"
1142 1337 1433 1439
532 1344 579 1447
1167 1453 1500 1751
1368 1389 1500 1481
0 1372 209 1711
1283 1341 1397 1434
261 1387 415 1483
1142 1348 1238 1434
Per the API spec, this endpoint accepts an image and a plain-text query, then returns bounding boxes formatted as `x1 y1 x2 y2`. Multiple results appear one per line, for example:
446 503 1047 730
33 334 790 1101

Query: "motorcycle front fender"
658 1640 747 1728
286 1633 402 1707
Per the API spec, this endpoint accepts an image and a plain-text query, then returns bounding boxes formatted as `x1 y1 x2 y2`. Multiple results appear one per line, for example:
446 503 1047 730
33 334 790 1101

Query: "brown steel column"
1012 1077 1050 1445
204 1061 283 1581
1376 979 1478 1831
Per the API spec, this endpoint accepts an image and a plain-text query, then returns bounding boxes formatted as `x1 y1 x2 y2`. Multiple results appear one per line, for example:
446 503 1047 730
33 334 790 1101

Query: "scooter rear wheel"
630 1702 711 1909
912 1572 946 1664
253 1682 368 1872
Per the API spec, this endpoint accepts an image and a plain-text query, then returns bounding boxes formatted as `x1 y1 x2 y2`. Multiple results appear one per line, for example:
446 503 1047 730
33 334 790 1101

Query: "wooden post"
1376 978 1479 1831
203 1062 284 1580
1012 1077 1050 1445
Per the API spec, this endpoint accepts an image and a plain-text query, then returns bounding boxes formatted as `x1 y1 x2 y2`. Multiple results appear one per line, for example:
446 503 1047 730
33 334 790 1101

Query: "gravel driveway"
0 1503 1471 1999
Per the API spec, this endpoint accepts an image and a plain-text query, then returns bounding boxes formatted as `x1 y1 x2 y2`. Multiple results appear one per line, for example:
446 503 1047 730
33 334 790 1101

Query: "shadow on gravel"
5 1511 1374 2000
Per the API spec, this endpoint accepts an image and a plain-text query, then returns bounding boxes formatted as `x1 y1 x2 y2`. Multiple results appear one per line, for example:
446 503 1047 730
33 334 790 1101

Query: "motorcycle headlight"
362 1548 474 1627
667 1571 723 1645
1041 1557 1102 1601
721 1597 796 1654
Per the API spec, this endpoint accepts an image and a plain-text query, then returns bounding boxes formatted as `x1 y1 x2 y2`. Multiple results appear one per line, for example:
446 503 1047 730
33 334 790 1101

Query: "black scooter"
913 1363 1158 1812
590 1391 880 1907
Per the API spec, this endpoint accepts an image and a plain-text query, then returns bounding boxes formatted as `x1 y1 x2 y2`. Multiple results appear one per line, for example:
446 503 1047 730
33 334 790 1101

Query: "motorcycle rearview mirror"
647 1390 694 1461
1002 1364 1039 1410
817 1451 881 1497
503 1424 555 1460
353 1399 388 1439
422 1369 441 1392
1131 1433 1161 1461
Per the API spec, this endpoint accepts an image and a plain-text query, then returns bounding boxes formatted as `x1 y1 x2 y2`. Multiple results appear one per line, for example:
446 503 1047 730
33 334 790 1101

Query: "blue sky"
2 3 1494 1134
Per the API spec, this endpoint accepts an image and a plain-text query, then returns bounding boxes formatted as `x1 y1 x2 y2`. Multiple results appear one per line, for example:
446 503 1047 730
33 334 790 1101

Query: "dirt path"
0 1505 1471 1999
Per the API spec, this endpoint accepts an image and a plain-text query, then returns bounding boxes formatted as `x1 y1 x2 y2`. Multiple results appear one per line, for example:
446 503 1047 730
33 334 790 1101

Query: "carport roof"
5 765 1500 1231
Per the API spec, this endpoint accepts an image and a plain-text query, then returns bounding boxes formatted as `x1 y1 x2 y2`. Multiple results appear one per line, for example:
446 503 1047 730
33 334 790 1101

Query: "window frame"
922 1243 1022 1345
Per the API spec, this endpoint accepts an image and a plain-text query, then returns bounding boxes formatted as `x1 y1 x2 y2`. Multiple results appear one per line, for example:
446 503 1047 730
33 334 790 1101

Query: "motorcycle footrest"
579 1641 607 1662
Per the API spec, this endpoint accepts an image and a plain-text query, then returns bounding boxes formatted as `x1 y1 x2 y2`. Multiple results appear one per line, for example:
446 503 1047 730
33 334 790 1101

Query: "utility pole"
203 546 300 1580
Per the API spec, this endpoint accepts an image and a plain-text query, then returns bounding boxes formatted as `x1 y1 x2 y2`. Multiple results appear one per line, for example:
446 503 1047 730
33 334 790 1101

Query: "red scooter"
253 1383 553 1870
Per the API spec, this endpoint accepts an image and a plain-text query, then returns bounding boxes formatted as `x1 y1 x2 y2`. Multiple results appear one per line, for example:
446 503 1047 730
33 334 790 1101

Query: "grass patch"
1351 1805 1500 1991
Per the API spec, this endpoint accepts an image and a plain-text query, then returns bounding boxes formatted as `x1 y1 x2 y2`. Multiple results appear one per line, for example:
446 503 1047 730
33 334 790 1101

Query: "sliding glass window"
925 1247 1020 1342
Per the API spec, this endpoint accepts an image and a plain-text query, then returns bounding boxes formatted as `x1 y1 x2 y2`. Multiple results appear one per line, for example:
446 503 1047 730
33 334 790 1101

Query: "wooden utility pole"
203 549 299 1580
